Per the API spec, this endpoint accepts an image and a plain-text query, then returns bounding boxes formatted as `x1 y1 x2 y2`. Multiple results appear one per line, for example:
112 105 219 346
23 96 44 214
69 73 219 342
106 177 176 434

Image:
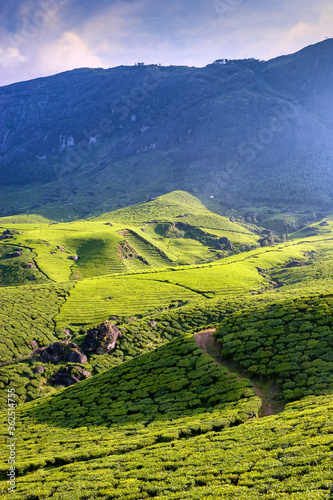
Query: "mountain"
1 39 333 218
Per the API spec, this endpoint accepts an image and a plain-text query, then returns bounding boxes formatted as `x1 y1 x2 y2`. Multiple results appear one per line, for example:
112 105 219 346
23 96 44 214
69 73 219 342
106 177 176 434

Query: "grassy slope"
0 193 333 499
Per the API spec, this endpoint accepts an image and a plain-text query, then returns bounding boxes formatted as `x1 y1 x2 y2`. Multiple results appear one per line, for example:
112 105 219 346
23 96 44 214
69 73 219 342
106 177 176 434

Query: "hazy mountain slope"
1 40 333 217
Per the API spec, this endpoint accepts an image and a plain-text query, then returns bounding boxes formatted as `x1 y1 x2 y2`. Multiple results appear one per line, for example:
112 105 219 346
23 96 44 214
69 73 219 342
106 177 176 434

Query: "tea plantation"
0 192 333 499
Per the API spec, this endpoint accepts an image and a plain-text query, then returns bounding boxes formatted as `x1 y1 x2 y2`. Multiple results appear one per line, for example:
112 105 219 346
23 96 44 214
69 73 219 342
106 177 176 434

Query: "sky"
0 0 332 87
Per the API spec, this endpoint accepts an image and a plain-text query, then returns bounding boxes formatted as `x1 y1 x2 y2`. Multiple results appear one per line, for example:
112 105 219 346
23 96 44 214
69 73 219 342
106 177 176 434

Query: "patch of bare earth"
194 330 280 417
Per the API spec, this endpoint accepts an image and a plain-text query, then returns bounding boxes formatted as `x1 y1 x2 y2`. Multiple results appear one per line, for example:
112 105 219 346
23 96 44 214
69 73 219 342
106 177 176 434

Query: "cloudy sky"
0 0 332 87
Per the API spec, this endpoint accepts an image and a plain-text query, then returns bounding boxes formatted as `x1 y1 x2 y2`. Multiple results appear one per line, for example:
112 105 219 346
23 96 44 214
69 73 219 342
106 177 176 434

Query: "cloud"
0 0 332 86
0 46 27 67
36 31 104 72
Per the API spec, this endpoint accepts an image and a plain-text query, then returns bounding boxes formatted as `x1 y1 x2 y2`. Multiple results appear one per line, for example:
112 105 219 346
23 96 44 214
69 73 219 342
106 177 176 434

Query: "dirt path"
193 329 216 354
194 330 277 417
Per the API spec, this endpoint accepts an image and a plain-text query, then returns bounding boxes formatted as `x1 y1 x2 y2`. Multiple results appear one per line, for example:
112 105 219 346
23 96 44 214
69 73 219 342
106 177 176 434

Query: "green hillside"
0 191 333 499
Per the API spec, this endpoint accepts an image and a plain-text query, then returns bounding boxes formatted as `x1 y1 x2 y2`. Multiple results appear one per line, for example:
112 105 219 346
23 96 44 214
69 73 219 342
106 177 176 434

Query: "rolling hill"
0 191 333 498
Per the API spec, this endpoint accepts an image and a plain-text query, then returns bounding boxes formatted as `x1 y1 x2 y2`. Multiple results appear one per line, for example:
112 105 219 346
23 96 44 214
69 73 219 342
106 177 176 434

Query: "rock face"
37 341 87 364
50 366 91 387
82 321 122 355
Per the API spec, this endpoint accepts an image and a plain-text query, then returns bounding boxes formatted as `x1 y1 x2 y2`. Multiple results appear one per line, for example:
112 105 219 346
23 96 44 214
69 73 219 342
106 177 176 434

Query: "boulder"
8 251 22 258
82 321 122 354
37 341 87 364
68 255 79 261
50 366 91 387
24 263 35 268
29 340 38 349
219 237 234 251
319 221 329 227
33 365 44 374
57 246 66 252
105 222 113 226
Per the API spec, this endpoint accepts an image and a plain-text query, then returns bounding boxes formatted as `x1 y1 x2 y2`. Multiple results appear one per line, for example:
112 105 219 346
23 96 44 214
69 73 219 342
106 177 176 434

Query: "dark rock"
29 275 36 281
2 229 14 236
33 365 44 374
229 217 235 222
319 221 329 226
8 251 22 258
37 341 87 364
68 255 79 261
105 222 113 226
57 246 66 252
82 321 122 354
50 366 91 387
218 237 234 251
24 263 35 269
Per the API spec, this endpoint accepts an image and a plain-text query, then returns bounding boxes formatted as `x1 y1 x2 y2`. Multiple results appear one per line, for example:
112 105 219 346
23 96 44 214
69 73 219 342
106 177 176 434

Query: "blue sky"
0 0 332 86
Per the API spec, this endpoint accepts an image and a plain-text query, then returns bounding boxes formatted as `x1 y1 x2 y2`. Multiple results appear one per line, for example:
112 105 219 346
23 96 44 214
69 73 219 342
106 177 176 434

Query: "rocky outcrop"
218 237 234 251
37 341 87 364
50 366 91 387
82 321 122 355
68 255 79 261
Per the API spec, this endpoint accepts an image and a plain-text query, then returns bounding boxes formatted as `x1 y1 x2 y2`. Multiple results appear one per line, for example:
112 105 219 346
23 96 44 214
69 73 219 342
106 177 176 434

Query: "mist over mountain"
1 39 333 217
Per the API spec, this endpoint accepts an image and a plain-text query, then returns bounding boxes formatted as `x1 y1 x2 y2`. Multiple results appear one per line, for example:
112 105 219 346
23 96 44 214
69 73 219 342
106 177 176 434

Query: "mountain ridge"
1 39 333 218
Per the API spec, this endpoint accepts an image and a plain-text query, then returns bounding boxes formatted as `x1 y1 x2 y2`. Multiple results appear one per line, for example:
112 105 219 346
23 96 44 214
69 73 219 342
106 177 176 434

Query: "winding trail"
193 330 276 417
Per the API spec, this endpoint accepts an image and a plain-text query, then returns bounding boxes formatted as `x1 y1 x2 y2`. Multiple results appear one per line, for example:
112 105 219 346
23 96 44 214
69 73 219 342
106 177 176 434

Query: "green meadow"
0 192 333 499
